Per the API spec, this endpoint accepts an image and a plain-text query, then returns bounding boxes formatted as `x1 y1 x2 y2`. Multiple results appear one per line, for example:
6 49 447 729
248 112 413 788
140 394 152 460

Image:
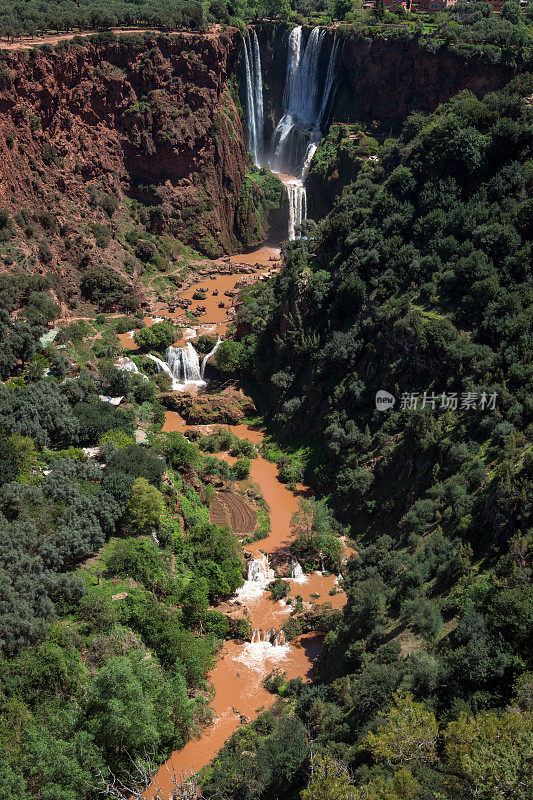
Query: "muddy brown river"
126 244 348 796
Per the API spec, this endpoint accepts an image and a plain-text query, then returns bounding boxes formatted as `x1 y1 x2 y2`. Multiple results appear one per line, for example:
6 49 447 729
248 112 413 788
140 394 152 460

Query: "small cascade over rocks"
291 558 307 584
145 352 187 392
235 554 275 601
243 30 264 168
251 628 286 646
201 338 222 378
115 356 149 382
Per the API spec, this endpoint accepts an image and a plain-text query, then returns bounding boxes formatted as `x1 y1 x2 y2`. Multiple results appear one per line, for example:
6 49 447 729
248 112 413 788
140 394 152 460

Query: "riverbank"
118 246 349 795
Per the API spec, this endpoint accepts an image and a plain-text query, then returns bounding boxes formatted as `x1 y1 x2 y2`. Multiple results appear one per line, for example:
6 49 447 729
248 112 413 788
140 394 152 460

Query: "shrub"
232 457 251 480
270 578 290 601
80 268 126 308
89 222 111 249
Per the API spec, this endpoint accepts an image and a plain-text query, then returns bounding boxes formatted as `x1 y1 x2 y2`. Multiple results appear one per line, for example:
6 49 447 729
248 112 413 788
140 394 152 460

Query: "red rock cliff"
339 33 513 124
0 31 249 304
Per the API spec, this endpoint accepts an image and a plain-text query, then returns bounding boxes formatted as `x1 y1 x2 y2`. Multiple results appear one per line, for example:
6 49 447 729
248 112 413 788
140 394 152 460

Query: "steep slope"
0 30 251 308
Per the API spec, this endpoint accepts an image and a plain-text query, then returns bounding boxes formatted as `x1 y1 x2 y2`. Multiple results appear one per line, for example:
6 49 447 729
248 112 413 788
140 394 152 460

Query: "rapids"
133 246 349 795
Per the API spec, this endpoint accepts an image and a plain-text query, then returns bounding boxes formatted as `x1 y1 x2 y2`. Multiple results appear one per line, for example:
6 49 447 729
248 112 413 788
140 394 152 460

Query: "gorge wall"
337 32 514 125
0 26 516 308
0 31 255 308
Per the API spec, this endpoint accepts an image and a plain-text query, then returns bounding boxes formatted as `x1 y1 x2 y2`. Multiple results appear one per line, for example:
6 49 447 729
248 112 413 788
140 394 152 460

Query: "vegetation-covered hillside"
211 75 533 799
0 287 257 797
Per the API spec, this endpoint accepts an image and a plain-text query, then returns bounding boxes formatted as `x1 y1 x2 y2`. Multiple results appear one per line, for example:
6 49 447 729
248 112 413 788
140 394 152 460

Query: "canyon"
0 24 514 310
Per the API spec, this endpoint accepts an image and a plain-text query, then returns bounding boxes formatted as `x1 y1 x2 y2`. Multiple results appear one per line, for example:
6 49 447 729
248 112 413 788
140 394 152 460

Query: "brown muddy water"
120 247 348 797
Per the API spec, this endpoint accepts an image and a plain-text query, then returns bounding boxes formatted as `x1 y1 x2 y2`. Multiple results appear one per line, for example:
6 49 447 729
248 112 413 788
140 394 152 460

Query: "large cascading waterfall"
242 26 340 240
271 26 340 240
243 31 264 168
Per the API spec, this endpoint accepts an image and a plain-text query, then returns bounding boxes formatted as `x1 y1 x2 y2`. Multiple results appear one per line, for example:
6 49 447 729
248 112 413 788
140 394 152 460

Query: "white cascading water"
286 181 307 242
144 352 184 391
115 356 149 382
201 338 222 378
235 554 275 601
145 343 207 391
243 31 264 167
291 558 307 584
269 26 340 240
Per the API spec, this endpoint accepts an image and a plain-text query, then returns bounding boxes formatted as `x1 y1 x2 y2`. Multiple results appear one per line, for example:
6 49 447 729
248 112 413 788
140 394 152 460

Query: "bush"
232 457 251 480
89 222 111 249
80 268 126 308
133 321 177 352
101 194 119 217
270 578 290 601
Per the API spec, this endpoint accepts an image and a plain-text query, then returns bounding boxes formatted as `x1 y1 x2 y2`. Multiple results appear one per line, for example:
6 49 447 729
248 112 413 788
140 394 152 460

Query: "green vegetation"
0 302 252 797
235 167 286 247
206 76 533 800
133 320 178 352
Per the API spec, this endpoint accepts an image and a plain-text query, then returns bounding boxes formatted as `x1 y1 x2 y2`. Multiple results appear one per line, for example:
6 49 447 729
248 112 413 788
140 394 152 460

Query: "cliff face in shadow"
337 32 514 126
305 31 514 217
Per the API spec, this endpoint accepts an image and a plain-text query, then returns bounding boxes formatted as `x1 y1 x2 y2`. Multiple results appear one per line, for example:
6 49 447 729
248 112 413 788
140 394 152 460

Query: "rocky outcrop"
0 30 250 306
161 387 255 424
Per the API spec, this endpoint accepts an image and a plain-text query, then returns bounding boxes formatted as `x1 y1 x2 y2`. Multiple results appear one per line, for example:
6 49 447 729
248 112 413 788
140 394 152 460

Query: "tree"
214 340 246 373
444 709 533 800
362 692 438 765
300 753 356 800
98 429 135 456
133 322 176 352
232 457 251 479
125 478 165 535
85 654 161 756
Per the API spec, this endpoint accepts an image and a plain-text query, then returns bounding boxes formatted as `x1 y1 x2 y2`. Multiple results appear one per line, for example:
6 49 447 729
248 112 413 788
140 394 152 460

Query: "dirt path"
0 25 222 51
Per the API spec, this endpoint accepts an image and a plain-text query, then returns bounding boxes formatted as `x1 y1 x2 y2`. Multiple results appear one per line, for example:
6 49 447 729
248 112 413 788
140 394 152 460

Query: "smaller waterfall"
115 356 149 382
236 554 275 601
247 555 275 583
145 353 181 390
243 31 264 167
251 628 286 646
200 338 222 378
145 340 220 389
167 343 202 383
291 558 307 583
287 180 307 241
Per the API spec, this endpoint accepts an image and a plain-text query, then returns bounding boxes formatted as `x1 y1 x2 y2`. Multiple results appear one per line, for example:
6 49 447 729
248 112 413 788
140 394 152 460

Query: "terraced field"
210 490 256 535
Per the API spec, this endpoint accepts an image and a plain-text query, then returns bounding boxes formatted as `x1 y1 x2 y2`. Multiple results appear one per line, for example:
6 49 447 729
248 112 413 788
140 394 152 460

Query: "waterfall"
167 343 202 383
145 343 206 390
271 26 340 238
286 180 307 241
247 555 275 583
251 628 286 646
243 31 264 167
291 558 307 583
236 554 275 601
144 353 181 390
115 356 149 382
200 338 221 378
